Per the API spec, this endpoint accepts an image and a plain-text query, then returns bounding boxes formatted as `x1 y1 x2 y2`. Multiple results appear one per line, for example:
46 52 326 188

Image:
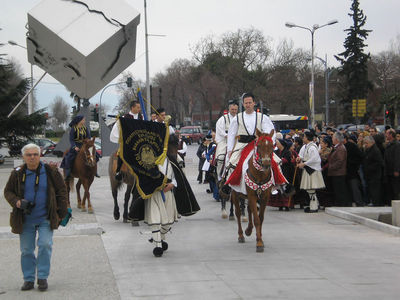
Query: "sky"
1 0 399 116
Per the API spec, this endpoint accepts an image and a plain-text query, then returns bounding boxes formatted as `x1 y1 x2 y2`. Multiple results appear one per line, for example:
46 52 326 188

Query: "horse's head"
81 137 96 167
167 134 179 159
254 128 275 170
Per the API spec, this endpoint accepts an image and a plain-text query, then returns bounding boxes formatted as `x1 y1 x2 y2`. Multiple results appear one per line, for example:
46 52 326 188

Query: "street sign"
352 99 367 117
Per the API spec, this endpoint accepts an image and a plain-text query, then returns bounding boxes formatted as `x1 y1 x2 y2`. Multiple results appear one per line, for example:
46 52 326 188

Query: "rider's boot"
64 168 71 180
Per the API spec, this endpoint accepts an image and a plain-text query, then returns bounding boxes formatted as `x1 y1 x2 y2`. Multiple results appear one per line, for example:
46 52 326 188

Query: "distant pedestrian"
4 143 68 291
384 129 400 206
328 132 350 206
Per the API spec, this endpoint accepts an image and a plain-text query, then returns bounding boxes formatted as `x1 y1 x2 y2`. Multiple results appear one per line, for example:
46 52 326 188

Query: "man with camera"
4 143 68 292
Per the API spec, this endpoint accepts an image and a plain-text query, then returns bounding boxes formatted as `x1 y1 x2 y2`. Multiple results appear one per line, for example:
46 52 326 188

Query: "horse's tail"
66 177 75 192
108 152 124 191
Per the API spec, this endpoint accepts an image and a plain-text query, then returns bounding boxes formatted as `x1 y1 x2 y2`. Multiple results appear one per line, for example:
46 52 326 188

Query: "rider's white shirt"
109 112 140 143
215 113 235 144
227 111 275 152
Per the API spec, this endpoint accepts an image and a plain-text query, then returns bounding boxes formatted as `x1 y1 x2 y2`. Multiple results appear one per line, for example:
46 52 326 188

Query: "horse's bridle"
83 145 96 167
244 136 274 197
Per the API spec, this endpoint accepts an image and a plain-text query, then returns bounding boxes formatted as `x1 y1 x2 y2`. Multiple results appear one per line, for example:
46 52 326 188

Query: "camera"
20 199 35 215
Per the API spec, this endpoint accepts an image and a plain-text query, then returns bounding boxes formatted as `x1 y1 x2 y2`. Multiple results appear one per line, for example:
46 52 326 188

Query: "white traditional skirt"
144 190 178 226
300 169 325 190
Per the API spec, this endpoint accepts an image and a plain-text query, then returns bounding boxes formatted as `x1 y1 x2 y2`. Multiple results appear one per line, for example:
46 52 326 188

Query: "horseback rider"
215 100 239 181
110 100 144 181
61 115 100 180
225 92 289 195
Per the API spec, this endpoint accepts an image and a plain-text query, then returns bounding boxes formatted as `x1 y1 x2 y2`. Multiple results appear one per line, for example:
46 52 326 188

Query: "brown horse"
230 129 275 252
109 152 136 223
65 137 97 213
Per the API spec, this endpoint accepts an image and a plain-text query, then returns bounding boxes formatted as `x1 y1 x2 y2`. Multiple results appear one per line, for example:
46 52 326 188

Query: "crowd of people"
197 99 400 215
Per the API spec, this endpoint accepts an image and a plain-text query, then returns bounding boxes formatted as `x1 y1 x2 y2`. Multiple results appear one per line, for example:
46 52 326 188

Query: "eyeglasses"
24 153 39 157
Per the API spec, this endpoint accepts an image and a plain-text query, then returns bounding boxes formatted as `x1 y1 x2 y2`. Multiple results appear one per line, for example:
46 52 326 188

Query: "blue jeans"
20 220 53 282
209 179 219 201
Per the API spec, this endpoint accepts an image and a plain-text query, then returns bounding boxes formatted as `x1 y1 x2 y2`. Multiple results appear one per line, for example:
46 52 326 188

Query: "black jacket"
384 140 400 176
363 144 383 181
344 142 363 179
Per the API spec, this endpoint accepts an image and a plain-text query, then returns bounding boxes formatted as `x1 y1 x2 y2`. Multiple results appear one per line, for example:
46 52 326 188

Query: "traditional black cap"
69 115 84 127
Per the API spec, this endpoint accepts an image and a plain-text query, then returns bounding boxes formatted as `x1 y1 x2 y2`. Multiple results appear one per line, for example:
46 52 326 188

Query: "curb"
0 223 104 239
326 207 400 236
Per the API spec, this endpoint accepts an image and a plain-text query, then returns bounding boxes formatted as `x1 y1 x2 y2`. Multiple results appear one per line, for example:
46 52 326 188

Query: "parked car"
179 126 204 145
29 138 57 156
336 123 354 131
346 124 365 133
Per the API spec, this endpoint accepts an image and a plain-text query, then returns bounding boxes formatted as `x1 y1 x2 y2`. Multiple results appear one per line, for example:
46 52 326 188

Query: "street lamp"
315 55 335 125
8 40 34 115
285 20 338 128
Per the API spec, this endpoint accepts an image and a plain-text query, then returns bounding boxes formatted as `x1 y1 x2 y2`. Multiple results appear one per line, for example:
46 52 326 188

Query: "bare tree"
49 95 69 130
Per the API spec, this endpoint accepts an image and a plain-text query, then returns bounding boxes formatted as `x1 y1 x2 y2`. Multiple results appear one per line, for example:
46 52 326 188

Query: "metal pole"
325 54 329 125
28 64 33 114
7 71 47 118
311 30 315 129
144 0 151 120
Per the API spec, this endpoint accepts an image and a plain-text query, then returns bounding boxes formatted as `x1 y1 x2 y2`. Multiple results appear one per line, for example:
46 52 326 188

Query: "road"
0 144 400 299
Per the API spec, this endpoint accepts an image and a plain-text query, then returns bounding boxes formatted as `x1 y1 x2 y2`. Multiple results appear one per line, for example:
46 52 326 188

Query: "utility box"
26 0 140 99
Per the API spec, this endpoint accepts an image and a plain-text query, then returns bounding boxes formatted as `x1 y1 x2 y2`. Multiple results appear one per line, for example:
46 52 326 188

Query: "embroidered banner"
119 118 169 199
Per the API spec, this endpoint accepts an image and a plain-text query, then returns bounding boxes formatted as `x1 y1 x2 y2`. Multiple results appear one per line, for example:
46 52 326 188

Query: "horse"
65 137 97 213
230 129 275 252
109 152 136 223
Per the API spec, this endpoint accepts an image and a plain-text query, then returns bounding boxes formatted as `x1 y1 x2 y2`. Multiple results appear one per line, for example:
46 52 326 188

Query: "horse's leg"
229 194 235 221
65 179 71 208
245 196 254 237
250 192 266 252
123 184 133 223
231 191 245 243
111 183 120 220
76 179 82 209
86 177 94 213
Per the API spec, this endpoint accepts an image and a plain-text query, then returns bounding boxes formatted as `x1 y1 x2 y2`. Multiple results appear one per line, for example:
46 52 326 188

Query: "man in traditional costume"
145 156 178 257
215 101 238 218
61 115 100 179
110 101 143 180
225 93 288 221
296 131 325 213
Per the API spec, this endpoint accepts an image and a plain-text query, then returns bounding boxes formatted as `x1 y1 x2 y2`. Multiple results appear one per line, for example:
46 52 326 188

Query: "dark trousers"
347 178 364 206
330 176 351 206
384 175 400 206
366 179 383 206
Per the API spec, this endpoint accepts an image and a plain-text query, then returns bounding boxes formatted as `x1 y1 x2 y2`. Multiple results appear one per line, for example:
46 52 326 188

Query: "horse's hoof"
221 209 228 219
123 218 128 223
245 228 252 236
131 221 139 227
238 236 245 243
81 208 87 212
256 246 264 253
77 204 81 209
88 208 93 214
114 212 120 221
241 216 248 222
229 215 235 221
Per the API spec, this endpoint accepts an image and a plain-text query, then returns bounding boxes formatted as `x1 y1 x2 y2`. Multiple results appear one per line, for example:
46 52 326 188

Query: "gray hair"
364 135 375 144
334 132 344 143
21 143 41 156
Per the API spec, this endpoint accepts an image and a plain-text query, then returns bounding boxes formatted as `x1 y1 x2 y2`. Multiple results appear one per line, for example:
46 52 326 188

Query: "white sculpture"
27 0 140 99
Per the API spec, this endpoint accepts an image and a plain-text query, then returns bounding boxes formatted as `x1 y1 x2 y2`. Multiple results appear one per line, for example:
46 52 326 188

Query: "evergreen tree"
335 0 373 103
0 60 46 140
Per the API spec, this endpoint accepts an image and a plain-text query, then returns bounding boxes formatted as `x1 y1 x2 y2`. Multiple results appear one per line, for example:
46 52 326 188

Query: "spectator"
344 134 364 206
196 138 207 184
4 143 68 291
362 136 384 206
328 132 350 206
384 129 400 206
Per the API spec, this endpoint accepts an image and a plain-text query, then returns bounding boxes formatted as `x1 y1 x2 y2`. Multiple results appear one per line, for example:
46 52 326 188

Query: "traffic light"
91 105 99 122
126 77 132 87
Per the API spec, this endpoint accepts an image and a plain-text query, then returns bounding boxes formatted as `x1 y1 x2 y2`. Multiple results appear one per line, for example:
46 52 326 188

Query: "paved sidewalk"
1 146 400 299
